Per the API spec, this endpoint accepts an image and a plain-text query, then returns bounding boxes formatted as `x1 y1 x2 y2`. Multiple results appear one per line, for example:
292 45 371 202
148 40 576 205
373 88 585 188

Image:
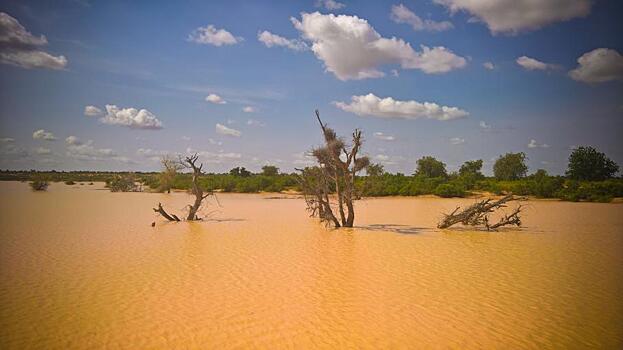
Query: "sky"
1 0 622 175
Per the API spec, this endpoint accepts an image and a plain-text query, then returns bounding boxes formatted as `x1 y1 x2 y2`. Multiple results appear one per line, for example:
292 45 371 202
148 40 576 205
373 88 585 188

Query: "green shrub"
106 175 138 192
29 180 49 191
434 182 466 198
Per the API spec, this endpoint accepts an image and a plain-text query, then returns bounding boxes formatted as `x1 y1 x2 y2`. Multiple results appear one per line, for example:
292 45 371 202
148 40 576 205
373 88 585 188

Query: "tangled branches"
437 194 524 231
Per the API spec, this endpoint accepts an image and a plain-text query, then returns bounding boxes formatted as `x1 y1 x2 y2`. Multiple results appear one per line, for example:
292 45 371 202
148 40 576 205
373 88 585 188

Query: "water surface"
1 182 622 348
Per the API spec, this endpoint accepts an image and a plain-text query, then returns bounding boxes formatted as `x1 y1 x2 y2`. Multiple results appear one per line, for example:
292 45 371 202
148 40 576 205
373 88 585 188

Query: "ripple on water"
0 182 622 348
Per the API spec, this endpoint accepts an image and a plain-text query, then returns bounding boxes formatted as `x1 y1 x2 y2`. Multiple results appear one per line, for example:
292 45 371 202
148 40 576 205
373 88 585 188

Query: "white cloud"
206 93 226 104
528 139 550 148
516 56 556 71
479 121 491 130
334 93 468 121
257 31 307 51
483 61 494 70
84 105 102 116
65 136 82 145
292 152 315 166
216 123 241 137
66 140 117 161
291 12 466 80
0 137 14 143
101 104 163 129
0 12 68 70
373 154 404 165
33 147 51 155
390 4 453 32
315 0 345 10
186 147 242 163
390 69 399 77
208 138 223 146
32 129 57 141
136 148 170 161
569 48 623 84
247 119 265 127
433 0 592 34
450 137 465 145
242 106 256 113
373 132 395 141
188 25 242 46
181 136 191 141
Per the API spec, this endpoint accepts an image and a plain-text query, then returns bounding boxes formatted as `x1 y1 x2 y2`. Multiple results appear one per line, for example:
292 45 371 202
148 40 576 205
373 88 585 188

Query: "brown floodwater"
0 181 622 349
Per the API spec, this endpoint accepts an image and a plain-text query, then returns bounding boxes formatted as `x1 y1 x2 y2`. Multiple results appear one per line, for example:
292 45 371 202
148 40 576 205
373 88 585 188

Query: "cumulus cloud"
186 147 241 163
84 105 102 116
292 152 316 166
374 154 404 165
216 123 241 137
516 56 556 71
100 104 163 129
65 136 82 145
483 61 494 70
208 138 223 146
433 0 592 34
182 136 191 141
33 147 51 155
315 0 345 10
242 106 256 113
206 93 226 104
373 132 396 141
0 12 68 70
0 137 14 143
390 4 453 32
479 121 491 130
257 31 307 51
32 129 57 141
568 48 623 84
247 119 265 127
450 137 465 145
291 12 466 80
188 25 242 46
528 139 550 148
334 93 468 121
66 140 118 161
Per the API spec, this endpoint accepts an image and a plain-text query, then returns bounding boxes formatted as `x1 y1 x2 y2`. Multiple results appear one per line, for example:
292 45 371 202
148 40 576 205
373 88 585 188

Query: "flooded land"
0 181 622 349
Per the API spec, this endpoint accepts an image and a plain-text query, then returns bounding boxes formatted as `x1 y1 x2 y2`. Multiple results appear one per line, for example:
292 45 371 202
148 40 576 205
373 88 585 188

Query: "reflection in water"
0 182 622 348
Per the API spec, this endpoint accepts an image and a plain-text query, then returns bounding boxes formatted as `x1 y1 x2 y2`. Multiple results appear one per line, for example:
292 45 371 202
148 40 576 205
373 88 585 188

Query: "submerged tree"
437 194 524 231
298 110 369 228
153 154 214 221
29 175 49 191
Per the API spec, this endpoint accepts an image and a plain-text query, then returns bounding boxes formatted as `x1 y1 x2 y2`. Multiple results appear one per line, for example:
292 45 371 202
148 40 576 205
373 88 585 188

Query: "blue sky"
1 0 622 175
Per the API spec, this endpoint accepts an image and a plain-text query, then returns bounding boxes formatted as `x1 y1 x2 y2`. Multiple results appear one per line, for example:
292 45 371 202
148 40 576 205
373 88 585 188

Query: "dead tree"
153 154 213 222
297 110 369 228
437 194 524 231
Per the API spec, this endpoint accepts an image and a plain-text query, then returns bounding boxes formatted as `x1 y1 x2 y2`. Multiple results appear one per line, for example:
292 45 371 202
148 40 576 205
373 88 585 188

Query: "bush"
29 180 49 191
434 182 466 198
64 180 76 185
106 175 138 192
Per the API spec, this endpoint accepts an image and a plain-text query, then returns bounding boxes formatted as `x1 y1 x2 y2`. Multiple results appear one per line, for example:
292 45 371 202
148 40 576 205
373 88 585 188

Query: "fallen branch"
437 195 524 231
153 202 180 222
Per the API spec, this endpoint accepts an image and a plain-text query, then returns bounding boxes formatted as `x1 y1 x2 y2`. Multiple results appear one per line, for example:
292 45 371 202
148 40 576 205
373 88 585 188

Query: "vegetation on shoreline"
2 146 620 202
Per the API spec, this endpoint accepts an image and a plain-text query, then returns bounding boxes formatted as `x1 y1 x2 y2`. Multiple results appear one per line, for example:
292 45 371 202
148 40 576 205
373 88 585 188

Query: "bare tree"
298 110 369 228
437 194 524 230
153 154 214 221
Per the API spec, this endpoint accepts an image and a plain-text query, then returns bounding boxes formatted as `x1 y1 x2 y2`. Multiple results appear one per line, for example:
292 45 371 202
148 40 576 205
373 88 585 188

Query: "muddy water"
0 181 622 349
